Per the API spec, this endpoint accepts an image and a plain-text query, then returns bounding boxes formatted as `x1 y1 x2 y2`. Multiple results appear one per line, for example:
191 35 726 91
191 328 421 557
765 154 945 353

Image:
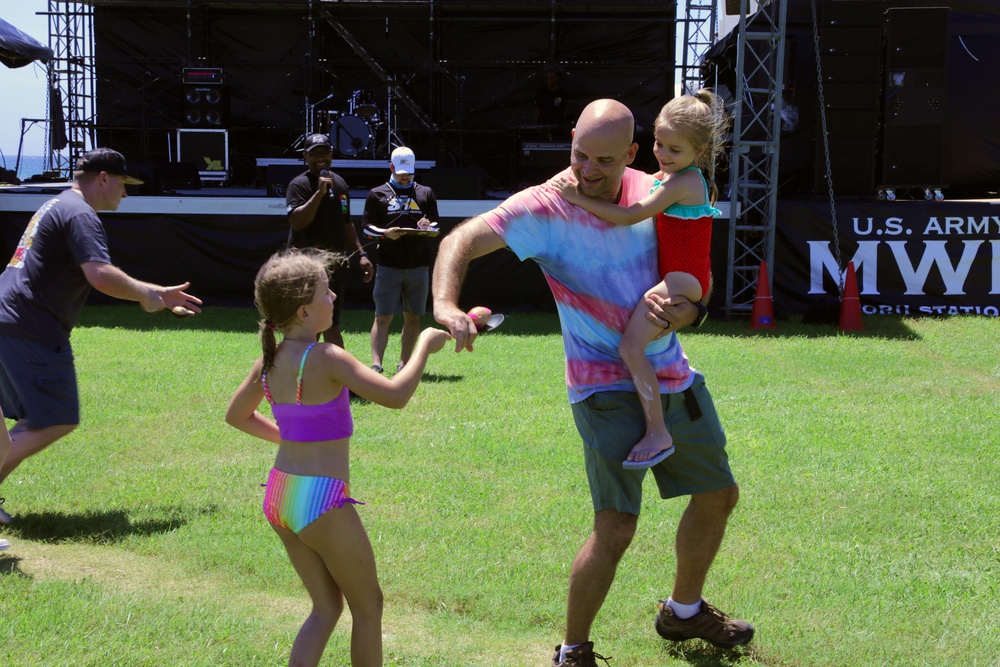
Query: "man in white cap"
364 146 439 373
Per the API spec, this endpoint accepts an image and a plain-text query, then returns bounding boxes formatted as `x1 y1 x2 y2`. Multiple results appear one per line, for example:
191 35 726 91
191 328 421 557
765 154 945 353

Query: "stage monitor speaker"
265 164 305 198
182 85 229 128
885 7 948 70
421 167 483 200
177 129 229 182
130 161 202 194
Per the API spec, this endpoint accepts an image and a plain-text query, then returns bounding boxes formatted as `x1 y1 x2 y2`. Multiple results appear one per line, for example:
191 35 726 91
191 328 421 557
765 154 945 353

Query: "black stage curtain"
90 2 674 188
0 208 553 312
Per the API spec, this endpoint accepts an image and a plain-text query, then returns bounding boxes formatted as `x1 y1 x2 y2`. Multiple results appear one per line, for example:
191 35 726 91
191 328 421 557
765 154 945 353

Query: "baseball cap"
303 134 332 152
75 148 144 185
391 146 415 175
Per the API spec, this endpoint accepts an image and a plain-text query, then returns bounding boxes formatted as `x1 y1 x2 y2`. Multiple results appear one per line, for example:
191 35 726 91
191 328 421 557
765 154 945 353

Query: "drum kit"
311 89 392 158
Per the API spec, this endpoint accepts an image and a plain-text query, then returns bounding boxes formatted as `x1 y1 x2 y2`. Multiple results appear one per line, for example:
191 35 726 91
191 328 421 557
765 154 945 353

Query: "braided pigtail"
259 319 278 375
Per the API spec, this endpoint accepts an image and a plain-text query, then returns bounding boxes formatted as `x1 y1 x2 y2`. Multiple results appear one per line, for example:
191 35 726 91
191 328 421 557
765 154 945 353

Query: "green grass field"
1 306 998 667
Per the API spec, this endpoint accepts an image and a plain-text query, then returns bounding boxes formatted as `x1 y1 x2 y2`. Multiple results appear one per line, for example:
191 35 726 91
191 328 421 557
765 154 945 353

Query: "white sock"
559 643 583 662
667 597 702 620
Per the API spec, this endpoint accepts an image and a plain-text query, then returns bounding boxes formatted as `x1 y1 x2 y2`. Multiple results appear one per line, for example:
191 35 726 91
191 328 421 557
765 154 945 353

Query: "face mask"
390 174 413 189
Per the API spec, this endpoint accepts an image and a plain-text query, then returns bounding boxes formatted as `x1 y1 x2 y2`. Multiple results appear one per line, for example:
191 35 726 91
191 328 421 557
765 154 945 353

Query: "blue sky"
1 1 49 160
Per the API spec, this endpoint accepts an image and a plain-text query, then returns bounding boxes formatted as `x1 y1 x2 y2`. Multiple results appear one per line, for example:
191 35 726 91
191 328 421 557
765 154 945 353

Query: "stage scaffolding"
46 1 96 178
718 0 787 317
678 0 718 96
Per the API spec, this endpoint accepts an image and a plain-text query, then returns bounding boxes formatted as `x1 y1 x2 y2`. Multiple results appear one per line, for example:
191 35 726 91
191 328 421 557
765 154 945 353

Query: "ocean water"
0 155 47 181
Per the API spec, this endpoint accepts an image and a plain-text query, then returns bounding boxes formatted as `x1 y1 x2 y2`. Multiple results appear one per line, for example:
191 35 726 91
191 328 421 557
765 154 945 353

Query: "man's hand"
645 293 699 338
142 282 203 315
317 171 334 196
359 255 375 283
433 303 478 353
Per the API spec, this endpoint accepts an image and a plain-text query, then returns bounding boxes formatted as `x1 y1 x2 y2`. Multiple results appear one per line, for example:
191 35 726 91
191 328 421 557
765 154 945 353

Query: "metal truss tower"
722 0 787 316
47 1 96 177
678 0 718 96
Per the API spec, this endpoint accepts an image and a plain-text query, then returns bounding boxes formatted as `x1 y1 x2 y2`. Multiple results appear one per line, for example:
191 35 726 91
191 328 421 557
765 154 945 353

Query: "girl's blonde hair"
253 248 344 373
654 89 729 204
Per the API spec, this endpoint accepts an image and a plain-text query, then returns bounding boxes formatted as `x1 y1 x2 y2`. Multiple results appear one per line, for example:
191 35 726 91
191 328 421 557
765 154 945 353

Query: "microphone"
319 169 334 198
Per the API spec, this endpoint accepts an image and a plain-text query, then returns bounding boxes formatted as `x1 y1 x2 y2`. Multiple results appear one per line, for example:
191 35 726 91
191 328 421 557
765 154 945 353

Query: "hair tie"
264 320 276 332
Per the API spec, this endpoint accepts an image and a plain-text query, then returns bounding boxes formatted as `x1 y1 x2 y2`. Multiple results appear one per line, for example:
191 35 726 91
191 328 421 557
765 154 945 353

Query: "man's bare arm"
432 217 507 352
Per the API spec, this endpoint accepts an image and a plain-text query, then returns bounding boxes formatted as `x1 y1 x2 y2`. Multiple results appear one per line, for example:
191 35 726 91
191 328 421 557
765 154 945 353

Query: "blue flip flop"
621 445 675 470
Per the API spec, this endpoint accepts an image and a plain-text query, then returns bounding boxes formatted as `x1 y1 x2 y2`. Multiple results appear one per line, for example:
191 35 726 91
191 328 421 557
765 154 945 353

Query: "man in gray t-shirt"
0 149 202 525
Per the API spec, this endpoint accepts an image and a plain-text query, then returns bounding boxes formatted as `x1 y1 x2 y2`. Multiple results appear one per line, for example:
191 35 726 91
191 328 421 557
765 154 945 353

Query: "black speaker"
878 7 947 188
815 135 876 196
881 127 943 187
883 68 946 127
182 85 229 128
885 7 948 70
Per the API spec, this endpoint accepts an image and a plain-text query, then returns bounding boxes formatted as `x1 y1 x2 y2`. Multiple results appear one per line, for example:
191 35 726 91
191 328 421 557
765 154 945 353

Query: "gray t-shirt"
0 191 112 344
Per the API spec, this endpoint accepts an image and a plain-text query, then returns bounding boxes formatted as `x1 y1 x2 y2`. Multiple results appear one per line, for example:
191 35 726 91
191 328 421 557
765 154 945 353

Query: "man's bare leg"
671 483 739 603
0 422 77 484
563 509 637 645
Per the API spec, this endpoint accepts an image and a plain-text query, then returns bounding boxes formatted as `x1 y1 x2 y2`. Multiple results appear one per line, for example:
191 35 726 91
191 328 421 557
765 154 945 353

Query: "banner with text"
774 199 1000 317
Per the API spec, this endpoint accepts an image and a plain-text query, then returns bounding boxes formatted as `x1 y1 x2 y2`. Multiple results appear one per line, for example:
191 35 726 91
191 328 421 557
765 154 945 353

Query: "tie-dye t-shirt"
481 167 694 404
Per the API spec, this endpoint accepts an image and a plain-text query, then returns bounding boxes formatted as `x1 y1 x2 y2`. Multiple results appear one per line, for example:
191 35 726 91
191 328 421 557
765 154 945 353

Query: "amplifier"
521 142 572 153
517 142 571 185
182 67 224 85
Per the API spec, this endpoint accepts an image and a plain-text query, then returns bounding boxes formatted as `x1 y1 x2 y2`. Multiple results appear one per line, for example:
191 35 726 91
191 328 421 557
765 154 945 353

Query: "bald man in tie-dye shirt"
432 99 753 666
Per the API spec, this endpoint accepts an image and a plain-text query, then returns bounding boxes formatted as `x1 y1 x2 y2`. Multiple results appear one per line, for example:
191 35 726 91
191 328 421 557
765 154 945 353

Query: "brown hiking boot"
655 598 754 648
551 642 612 667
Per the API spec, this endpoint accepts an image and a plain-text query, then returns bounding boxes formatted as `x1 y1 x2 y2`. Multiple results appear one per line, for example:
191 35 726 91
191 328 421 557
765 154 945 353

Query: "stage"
1 183 997 319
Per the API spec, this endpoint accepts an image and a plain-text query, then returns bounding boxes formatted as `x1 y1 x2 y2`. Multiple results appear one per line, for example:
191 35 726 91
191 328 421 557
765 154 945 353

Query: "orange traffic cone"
838 261 864 331
749 260 777 329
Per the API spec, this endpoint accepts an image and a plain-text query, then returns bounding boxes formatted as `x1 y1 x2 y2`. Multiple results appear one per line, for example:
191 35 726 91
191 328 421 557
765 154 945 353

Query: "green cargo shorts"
570 373 735 514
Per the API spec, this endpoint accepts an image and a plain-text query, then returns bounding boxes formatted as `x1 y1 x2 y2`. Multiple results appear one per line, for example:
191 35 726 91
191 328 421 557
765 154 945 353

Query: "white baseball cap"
391 146 416 175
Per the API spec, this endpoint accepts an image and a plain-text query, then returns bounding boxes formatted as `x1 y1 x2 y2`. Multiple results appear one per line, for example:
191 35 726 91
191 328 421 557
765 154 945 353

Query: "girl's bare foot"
622 432 675 470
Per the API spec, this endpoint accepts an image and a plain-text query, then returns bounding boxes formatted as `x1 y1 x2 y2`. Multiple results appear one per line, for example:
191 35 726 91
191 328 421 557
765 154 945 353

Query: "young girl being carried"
226 248 450 667
551 89 728 470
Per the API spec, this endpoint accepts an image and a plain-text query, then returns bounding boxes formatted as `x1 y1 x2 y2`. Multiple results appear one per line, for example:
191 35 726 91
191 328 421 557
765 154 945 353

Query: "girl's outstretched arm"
549 172 699 226
225 359 281 443
323 328 452 409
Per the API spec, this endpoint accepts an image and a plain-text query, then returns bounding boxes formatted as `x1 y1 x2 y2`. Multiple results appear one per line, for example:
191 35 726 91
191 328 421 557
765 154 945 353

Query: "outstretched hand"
419 327 453 355
142 282 203 315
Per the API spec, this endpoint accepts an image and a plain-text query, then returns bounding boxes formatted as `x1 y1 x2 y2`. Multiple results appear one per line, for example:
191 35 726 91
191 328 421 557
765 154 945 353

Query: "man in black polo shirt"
285 133 374 347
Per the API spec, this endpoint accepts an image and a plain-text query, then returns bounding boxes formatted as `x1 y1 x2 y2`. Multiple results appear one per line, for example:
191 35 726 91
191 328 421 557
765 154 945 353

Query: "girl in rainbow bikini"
551 89 728 471
226 248 449 667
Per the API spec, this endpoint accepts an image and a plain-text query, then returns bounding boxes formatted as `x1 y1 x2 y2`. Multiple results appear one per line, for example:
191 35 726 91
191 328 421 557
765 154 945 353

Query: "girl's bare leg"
297 504 383 667
273 523 344 667
620 272 703 463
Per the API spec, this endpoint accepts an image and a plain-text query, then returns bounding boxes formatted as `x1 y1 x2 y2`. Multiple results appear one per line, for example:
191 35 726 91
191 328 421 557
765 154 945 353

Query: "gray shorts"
0 335 80 429
570 373 735 515
372 265 429 316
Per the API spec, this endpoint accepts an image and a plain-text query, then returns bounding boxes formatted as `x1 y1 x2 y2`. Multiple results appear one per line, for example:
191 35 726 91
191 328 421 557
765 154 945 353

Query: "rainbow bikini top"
261 342 354 442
